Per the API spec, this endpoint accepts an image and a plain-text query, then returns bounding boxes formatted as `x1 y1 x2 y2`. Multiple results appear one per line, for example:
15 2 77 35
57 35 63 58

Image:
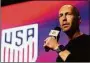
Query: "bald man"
43 5 90 62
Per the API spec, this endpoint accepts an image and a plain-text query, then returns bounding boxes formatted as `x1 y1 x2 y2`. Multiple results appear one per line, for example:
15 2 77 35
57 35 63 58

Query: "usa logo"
1 24 38 62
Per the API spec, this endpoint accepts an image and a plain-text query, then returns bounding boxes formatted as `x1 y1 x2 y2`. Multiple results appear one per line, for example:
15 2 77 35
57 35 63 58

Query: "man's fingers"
44 37 50 41
43 37 51 47
43 41 47 47
43 40 49 47
43 37 55 47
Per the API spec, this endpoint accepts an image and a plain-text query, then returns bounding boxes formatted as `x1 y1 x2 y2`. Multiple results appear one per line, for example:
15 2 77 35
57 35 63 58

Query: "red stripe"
4 47 6 62
13 49 15 62
8 48 10 62
27 45 29 62
18 51 19 62
22 48 24 62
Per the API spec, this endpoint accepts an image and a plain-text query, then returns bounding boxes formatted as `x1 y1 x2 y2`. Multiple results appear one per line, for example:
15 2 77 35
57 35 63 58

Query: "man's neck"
65 30 83 40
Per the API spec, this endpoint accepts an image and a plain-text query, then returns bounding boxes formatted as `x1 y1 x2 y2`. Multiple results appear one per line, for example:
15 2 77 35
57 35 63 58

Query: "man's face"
59 5 78 32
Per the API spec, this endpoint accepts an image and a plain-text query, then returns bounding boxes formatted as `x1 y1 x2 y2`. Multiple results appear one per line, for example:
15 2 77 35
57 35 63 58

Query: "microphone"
44 27 61 52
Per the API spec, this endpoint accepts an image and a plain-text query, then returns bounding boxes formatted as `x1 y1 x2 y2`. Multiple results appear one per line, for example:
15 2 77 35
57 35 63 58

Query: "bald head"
59 5 80 17
58 5 81 32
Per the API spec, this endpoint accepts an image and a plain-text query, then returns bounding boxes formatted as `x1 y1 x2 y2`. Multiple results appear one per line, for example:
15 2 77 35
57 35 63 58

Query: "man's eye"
59 14 63 17
67 13 72 15
65 12 72 15
68 14 72 15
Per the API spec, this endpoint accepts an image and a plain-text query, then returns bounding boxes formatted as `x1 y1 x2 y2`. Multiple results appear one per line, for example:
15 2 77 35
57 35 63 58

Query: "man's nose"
62 15 67 21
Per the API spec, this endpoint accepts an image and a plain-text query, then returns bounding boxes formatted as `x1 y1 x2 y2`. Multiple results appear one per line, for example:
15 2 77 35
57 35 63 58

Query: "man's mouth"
62 23 69 28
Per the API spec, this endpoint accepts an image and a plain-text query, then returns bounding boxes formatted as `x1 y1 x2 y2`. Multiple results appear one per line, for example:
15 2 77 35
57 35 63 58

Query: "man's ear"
78 16 81 24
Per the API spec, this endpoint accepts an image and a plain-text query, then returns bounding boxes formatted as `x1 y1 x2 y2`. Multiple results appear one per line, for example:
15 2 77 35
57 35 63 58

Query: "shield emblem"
1 24 38 62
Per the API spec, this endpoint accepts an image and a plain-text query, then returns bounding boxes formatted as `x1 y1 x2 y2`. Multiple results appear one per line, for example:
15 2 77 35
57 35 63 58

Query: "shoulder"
82 34 90 38
78 34 90 45
70 34 90 45
81 34 90 42
77 34 90 42
66 34 90 52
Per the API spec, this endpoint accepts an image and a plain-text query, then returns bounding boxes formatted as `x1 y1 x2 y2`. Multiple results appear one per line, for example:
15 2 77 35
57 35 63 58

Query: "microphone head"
54 27 61 31
44 27 61 52
49 27 61 38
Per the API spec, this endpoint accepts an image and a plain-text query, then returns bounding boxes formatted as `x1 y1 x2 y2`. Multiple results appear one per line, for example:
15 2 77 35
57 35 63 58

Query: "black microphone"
44 27 61 52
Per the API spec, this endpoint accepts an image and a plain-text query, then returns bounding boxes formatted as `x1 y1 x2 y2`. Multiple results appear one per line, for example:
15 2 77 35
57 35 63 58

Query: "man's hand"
43 37 59 50
59 50 71 61
43 37 71 61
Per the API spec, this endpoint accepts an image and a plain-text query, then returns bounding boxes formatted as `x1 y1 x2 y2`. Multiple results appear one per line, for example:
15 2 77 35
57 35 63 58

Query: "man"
43 5 90 62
